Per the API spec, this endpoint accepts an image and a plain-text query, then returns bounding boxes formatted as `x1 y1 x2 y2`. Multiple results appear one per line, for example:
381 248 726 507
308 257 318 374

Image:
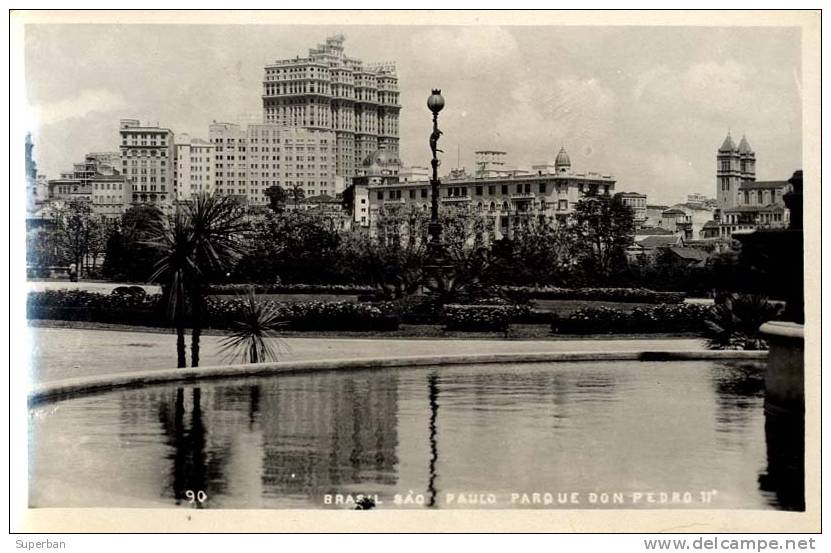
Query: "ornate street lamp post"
425 90 449 280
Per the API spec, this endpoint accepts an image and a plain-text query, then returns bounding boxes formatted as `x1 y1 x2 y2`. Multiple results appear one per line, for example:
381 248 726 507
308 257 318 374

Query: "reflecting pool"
28 360 800 510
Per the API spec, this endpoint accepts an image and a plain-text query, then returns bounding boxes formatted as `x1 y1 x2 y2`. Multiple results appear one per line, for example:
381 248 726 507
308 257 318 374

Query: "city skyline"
24 24 802 204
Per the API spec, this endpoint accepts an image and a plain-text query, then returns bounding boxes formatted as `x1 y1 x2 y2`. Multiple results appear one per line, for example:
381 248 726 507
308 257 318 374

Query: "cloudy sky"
24 24 802 204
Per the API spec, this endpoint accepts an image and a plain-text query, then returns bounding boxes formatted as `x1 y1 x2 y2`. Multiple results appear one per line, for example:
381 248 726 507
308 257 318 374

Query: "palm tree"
219 291 286 364
289 184 305 208
146 193 248 368
146 209 197 368
187 194 249 367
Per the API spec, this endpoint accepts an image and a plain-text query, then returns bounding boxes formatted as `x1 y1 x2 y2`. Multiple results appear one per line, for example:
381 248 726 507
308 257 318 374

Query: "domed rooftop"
737 135 754 154
719 133 737 152
361 149 401 168
555 146 571 168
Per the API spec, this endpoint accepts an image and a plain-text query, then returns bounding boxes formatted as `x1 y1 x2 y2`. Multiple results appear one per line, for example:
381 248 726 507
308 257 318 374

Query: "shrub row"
500 286 686 304
28 289 160 310
206 298 398 331
441 304 535 332
207 283 375 296
552 304 713 334
27 290 398 332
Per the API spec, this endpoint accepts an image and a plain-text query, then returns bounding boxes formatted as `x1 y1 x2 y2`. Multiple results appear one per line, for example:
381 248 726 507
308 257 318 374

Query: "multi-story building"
350 149 401 229
44 152 129 218
686 192 717 207
475 150 507 178
174 134 216 201
119 119 175 210
262 35 400 180
660 202 715 240
399 165 429 183
712 133 791 238
355 145 615 241
209 122 336 206
615 192 648 227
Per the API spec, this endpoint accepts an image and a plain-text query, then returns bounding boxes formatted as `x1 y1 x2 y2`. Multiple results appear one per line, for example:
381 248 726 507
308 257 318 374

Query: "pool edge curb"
28 349 768 406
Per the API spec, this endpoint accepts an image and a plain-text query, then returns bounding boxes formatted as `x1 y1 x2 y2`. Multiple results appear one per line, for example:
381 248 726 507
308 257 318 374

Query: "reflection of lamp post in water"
424 89 453 288
426 373 439 507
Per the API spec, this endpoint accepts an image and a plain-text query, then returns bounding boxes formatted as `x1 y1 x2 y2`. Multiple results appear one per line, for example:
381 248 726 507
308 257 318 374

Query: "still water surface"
29 361 794 509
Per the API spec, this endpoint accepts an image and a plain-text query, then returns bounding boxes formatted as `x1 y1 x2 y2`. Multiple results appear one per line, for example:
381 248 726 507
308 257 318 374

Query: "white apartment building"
174 134 216 201
209 122 336 206
119 119 175 210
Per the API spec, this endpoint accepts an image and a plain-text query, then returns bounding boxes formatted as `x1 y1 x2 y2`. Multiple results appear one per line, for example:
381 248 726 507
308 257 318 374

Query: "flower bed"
501 286 686 304
551 303 713 334
442 303 534 332
207 283 375 296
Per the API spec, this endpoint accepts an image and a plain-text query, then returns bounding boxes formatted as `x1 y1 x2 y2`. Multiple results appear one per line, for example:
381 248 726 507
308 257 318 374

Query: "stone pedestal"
758 321 804 511
760 321 805 409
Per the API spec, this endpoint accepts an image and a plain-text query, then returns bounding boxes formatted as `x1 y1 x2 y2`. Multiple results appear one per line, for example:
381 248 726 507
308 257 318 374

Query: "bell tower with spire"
716 132 742 210
737 134 756 191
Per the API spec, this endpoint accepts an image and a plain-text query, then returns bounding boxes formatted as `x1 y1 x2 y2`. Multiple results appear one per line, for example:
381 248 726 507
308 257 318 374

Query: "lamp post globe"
427 89 445 114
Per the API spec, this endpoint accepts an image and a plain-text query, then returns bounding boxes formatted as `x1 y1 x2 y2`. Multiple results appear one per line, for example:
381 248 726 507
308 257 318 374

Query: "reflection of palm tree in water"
427 373 439 508
159 387 209 508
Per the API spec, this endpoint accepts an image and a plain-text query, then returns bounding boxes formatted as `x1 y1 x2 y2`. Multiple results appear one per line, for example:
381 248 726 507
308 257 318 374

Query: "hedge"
27 290 398 332
500 286 686 304
442 304 534 332
206 297 398 331
551 304 713 334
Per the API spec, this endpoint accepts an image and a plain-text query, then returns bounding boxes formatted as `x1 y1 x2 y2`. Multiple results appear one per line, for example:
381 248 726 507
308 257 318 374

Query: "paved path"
25 326 707 384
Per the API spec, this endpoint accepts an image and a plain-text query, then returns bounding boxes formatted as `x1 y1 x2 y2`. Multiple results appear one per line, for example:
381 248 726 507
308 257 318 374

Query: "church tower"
737 135 756 192
716 133 742 210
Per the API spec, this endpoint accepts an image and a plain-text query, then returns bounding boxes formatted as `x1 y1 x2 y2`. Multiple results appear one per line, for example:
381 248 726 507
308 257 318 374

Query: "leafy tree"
51 200 100 278
571 192 634 279
340 184 355 215
234 209 341 284
341 205 428 299
425 207 494 302
102 204 164 281
487 216 582 287
26 227 61 268
264 185 287 213
86 217 115 272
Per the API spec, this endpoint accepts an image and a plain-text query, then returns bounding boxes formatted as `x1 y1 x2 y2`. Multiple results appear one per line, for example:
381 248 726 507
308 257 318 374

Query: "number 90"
185 490 207 503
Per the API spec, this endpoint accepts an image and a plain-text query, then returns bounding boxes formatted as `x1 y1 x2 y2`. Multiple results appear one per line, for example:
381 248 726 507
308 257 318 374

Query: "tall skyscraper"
262 35 400 180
